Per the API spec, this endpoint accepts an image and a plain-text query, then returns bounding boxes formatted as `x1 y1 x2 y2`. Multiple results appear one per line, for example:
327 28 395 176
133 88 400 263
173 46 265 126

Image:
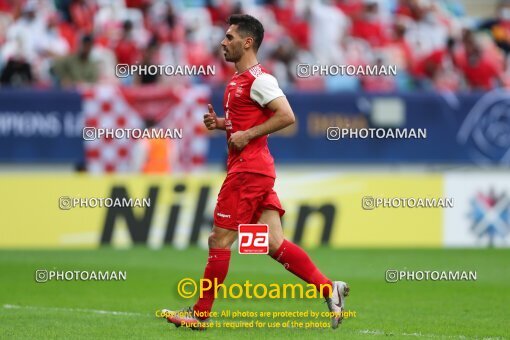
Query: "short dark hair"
228 14 264 50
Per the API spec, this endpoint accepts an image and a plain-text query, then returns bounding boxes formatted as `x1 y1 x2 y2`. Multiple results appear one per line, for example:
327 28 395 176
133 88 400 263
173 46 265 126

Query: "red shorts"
213 172 285 230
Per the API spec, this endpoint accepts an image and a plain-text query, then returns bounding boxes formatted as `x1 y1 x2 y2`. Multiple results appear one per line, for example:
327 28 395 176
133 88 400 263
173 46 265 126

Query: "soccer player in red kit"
164 14 349 330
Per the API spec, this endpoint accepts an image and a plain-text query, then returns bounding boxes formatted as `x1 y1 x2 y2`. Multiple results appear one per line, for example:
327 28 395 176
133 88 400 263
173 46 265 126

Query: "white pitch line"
358 329 491 339
3 304 145 317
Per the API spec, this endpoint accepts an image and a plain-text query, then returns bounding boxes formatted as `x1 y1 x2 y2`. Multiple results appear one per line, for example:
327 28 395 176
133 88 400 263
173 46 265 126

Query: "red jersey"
457 54 501 90
223 64 284 178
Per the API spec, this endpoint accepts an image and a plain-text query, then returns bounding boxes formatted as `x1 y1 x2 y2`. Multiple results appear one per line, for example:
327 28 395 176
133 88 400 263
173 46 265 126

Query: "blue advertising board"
208 90 510 166
0 89 83 163
0 88 508 165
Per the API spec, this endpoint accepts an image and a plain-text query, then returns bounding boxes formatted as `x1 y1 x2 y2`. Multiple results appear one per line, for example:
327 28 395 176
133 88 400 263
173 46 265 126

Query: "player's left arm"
249 96 295 138
228 73 295 151
228 97 294 150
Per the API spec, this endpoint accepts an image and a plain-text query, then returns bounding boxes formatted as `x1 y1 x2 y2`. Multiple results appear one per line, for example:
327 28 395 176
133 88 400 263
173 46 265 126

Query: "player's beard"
223 45 243 63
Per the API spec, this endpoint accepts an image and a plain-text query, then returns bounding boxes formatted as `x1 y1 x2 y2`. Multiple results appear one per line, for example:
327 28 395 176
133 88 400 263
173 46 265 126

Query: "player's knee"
208 231 231 249
208 232 222 248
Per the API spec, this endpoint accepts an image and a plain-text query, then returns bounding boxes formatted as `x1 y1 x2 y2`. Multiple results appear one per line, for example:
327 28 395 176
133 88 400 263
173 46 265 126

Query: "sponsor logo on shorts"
217 212 231 218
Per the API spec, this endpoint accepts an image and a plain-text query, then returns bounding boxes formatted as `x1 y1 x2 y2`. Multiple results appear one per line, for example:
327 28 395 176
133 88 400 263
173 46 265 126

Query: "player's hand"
203 104 218 130
228 130 251 151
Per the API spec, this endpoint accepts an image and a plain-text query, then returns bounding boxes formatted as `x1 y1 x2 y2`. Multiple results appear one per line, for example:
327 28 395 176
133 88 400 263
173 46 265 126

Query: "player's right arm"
203 104 226 130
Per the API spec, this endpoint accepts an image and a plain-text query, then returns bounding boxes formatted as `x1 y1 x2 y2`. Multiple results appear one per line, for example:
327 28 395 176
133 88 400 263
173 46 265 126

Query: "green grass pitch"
0 248 508 339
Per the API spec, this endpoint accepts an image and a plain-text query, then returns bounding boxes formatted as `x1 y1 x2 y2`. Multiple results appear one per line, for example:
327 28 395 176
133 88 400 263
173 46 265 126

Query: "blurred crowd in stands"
1 0 510 92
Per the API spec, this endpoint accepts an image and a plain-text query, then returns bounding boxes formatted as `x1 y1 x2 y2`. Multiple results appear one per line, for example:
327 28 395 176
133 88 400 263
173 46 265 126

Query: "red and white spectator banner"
82 84 210 173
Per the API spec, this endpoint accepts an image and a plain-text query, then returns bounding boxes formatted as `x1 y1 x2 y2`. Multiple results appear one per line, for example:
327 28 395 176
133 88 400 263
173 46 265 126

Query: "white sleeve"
250 73 285 107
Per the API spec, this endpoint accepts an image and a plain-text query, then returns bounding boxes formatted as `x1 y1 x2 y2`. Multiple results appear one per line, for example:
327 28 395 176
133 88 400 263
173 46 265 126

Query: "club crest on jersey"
235 86 243 97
